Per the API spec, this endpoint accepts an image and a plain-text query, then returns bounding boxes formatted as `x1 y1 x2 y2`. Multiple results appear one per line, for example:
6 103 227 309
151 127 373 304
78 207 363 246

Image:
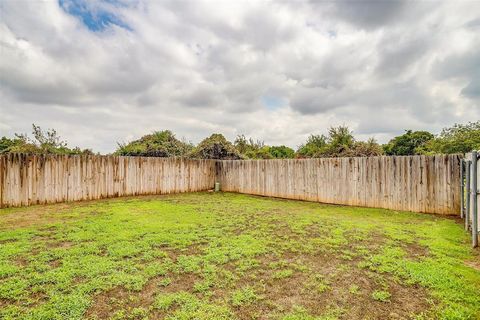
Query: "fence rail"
217 155 461 215
0 154 216 207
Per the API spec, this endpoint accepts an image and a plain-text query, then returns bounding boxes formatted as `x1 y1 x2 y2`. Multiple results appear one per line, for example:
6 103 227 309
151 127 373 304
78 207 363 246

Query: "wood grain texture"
0 154 216 208
217 155 462 215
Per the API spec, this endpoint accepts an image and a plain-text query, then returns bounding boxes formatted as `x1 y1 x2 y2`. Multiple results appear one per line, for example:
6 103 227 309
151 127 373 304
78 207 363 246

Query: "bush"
115 130 193 157
422 121 480 154
269 145 295 159
244 146 273 159
351 138 384 157
189 134 242 159
296 134 327 158
234 135 264 155
383 130 434 155
297 126 383 158
234 135 295 159
0 124 91 155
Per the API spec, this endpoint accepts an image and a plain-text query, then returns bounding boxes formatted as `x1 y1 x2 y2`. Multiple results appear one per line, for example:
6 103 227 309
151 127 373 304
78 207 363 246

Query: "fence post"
472 151 478 248
460 159 465 219
465 160 471 231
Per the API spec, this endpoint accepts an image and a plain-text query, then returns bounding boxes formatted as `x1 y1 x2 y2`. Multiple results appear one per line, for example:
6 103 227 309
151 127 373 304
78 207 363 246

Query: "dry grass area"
0 192 479 320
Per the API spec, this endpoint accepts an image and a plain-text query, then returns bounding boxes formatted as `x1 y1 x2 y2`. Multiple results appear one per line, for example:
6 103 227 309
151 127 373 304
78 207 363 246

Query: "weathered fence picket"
217 155 461 215
0 154 463 216
0 154 216 207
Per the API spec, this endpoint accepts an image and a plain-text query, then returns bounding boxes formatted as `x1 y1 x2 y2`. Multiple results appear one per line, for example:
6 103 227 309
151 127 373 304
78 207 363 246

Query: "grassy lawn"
1 192 479 320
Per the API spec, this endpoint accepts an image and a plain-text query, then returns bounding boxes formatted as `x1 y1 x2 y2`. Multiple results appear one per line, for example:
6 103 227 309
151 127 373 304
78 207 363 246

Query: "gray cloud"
433 49 480 101
0 0 479 153
329 0 408 29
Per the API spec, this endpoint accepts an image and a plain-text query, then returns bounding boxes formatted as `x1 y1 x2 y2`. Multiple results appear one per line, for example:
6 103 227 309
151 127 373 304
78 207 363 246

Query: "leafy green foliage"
297 126 383 158
297 134 328 158
384 121 480 155
234 135 265 155
351 138 385 157
326 126 355 154
244 146 274 159
423 121 480 154
383 130 434 155
115 130 193 157
269 145 295 159
0 136 24 154
0 124 92 155
3 122 476 158
234 135 295 159
190 133 242 159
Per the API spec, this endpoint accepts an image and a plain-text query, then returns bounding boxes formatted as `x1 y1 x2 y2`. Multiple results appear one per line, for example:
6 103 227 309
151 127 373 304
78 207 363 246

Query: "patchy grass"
371 290 391 302
0 192 479 320
231 286 258 307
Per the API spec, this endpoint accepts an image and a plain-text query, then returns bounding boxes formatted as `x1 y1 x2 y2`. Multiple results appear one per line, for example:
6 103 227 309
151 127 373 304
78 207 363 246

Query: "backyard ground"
0 192 479 320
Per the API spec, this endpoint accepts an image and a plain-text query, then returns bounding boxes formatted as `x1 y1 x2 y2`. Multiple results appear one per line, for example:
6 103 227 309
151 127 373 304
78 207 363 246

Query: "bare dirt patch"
465 259 480 271
85 272 200 319
403 242 430 260
227 250 433 320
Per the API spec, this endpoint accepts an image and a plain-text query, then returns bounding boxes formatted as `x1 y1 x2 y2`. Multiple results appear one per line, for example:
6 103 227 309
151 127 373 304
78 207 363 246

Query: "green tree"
1 124 91 155
244 146 273 159
190 134 242 159
322 125 355 157
296 134 327 158
269 145 295 158
297 126 382 158
115 130 193 157
351 138 384 157
234 135 295 159
383 130 434 155
422 121 480 154
234 135 265 158
0 136 25 154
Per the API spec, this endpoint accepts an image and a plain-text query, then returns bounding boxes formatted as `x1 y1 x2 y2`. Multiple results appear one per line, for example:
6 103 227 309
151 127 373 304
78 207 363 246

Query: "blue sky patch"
59 0 131 32
261 95 286 110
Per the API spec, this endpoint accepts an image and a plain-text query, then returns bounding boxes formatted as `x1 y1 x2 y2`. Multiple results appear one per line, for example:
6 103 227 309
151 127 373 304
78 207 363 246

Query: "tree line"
1 121 478 159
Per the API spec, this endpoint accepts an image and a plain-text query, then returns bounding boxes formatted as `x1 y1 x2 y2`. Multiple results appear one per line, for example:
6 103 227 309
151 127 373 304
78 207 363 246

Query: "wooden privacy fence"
0 154 462 214
0 154 216 207
217 155 461 215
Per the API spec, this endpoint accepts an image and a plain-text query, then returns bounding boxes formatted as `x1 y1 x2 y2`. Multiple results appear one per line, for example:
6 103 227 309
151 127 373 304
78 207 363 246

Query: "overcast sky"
1 0 479 153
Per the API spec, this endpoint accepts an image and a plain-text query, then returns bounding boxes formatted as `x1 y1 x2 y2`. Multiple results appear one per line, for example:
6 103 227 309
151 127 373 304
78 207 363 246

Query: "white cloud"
1 0 479 153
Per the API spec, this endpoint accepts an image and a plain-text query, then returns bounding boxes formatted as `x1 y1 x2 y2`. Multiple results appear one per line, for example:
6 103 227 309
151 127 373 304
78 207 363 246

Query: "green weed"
371 290 391 302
